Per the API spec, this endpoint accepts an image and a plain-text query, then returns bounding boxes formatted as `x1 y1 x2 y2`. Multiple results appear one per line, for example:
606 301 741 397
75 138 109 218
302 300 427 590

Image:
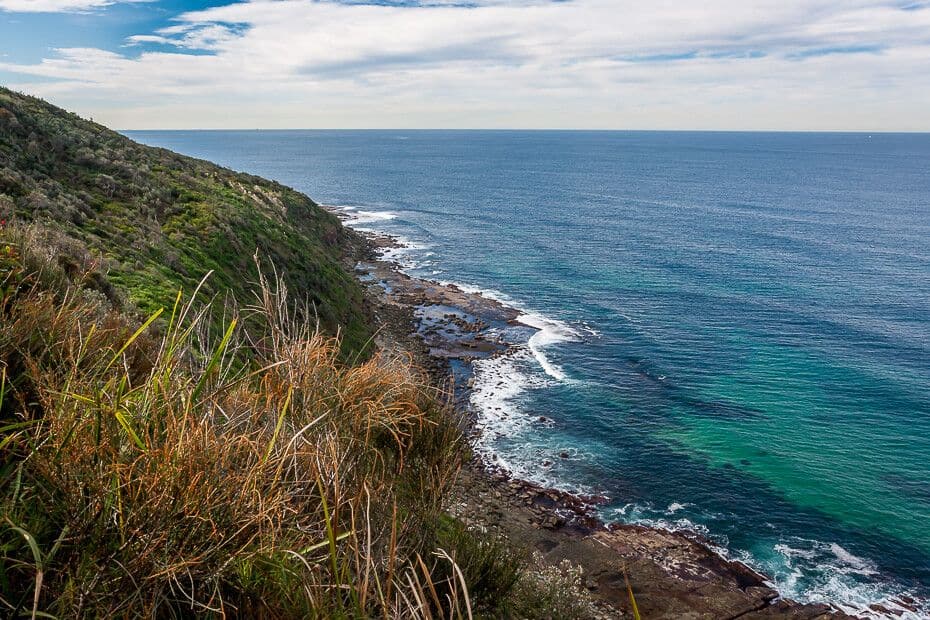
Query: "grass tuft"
0 219 587 618
0 222 483 618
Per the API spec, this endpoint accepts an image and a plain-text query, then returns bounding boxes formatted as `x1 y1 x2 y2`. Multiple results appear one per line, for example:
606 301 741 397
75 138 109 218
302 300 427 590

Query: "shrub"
0 223 477 618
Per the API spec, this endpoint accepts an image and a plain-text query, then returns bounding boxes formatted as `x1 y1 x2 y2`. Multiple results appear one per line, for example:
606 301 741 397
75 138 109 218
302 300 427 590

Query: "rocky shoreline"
335 210 860 619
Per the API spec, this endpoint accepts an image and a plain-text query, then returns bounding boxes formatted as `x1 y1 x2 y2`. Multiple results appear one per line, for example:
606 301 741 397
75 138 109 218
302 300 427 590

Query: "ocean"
126 129 930 617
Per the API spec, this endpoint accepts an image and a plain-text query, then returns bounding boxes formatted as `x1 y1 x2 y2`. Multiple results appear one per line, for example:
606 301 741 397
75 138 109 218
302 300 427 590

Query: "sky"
1 0 930 130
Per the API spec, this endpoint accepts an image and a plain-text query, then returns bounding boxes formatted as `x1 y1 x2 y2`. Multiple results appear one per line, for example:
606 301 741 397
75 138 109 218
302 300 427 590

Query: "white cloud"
0 0 146 13
126 23 243 49
3 0 930 129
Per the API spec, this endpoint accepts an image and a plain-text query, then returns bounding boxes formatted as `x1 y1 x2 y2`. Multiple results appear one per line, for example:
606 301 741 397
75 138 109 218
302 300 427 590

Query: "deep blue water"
126 130 930 617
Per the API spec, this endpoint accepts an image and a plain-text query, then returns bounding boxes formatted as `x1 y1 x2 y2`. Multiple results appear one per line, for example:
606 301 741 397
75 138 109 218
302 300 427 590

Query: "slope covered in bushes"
0 86 370 353
0 224 477 616
0 90 595 619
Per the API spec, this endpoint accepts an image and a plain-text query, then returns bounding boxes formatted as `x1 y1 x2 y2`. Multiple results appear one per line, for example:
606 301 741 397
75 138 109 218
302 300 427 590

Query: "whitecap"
773 542 818 561
328 204 400 229
599 508 927 617
431 279 583 382
375 236 433 271
347 210 398 226
767 538 922 619
469 347 593 492
517 311 581 382
471 349 546 447
433 280 518 306
828 543 877 576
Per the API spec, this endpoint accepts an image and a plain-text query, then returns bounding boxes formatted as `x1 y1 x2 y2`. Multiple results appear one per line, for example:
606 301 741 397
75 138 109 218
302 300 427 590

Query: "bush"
0 85 372 357
0 224 478 618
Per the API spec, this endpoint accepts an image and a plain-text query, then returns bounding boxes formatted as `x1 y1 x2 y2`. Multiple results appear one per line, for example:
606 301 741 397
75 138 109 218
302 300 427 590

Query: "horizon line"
119 127 930 134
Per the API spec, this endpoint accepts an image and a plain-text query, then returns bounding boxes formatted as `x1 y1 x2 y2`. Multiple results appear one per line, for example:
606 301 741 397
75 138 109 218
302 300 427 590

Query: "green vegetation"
0 222 590 618
0 225 465 616
0 86 370 354
0 89 594 617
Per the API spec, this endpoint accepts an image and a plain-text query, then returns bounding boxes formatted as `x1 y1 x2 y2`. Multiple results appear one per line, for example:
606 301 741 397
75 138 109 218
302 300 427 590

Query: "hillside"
0 88 603 619
0 86 370 353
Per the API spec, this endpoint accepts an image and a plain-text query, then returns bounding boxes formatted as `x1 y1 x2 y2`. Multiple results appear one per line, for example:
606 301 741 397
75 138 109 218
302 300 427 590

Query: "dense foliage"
0 86 370 353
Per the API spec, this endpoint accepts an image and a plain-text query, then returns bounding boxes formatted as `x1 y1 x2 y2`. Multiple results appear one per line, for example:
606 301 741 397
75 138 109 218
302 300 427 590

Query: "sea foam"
517 311 580 382
336 202 928 620
769 539 925 619
599 505 928 619
332 205 398 227
337 204 588 489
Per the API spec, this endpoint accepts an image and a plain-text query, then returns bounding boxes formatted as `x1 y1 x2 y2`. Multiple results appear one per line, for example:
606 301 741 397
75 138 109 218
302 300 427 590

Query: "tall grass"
0 223 483 618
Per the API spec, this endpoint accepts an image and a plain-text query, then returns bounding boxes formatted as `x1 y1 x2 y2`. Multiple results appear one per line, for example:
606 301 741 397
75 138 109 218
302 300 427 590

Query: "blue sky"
2 0 930 130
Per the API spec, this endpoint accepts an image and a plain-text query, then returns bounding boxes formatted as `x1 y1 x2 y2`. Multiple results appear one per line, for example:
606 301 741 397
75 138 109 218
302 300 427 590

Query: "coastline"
330 206 865 619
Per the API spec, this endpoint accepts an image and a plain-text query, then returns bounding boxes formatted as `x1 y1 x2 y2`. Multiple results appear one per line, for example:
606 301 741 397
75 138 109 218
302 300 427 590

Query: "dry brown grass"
0 223 482 618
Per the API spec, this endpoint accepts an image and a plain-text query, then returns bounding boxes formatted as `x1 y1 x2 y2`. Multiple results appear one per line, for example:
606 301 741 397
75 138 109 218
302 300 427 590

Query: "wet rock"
541 514 565 529
350 226 858 620
897 595 920 611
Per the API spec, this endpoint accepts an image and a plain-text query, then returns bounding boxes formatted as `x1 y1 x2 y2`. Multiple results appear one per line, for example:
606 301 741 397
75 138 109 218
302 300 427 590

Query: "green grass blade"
262 386 293 464
5 520 43 570
106 307 163 371
159 287 184 363
45 525 70 565
316 476 341 581
0 420 40 452
0 420 40 433
114 408 145 451
301 531 351 555
192 317 237 402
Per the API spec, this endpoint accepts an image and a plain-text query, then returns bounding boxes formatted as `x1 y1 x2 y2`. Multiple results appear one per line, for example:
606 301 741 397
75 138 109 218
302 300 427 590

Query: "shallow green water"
128 129 930 616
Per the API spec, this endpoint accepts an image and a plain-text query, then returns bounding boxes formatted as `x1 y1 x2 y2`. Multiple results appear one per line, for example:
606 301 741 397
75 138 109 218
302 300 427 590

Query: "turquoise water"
127 130 930 616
